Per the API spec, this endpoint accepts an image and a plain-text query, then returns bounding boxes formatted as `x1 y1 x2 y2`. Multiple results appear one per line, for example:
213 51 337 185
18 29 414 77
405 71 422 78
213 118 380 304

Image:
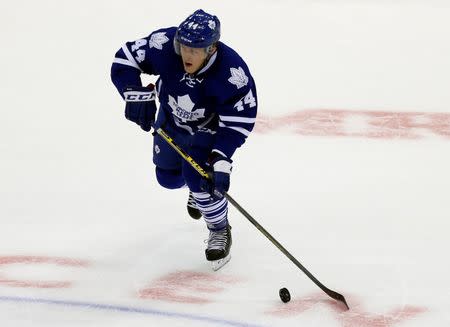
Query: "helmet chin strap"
206 45 215 55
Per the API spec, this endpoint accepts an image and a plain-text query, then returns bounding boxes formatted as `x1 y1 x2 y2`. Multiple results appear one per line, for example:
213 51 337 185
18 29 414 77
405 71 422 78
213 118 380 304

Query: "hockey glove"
201 152 232 200
123 85 157 132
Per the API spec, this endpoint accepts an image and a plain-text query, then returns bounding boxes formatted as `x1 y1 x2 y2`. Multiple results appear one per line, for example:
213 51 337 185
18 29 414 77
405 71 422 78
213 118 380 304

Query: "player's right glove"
200 152 233 200
123 85 157 132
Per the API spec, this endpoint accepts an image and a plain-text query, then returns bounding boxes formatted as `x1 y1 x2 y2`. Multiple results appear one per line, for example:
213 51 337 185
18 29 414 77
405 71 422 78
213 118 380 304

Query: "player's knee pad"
155 167 185 189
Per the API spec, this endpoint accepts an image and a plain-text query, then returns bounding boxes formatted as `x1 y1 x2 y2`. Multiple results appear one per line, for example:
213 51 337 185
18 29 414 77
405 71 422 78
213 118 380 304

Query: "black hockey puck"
279 287 291 303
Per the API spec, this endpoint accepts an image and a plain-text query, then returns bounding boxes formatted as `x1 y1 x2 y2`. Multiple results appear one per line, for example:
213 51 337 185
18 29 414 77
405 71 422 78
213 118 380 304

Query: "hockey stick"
156 127 349 310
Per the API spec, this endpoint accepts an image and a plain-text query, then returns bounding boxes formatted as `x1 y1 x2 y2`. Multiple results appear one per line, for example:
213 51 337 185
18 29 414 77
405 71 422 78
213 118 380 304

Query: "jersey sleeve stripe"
113 58 142 70
212 149 227 157
219 116 256 124
219 122 251 137
121 44 142 72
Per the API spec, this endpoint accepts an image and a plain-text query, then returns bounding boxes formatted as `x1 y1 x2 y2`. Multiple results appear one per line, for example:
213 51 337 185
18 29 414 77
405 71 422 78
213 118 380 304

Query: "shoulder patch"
149 32 169 50
228 67 249 89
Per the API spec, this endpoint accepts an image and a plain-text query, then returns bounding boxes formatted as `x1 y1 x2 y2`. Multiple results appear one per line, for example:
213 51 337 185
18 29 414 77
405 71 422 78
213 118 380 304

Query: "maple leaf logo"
208 20 216 30
168 94 205 123
228 67 249 89
149 32 169 50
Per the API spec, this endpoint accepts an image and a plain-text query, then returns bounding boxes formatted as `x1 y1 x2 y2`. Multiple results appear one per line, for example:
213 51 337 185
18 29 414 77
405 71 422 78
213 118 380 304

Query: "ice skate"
205 225 232 271
187 191 202 219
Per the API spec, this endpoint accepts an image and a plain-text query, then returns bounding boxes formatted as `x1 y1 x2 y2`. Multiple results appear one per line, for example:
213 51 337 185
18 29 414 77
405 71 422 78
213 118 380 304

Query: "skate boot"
187 191 202 219
205 225 232 271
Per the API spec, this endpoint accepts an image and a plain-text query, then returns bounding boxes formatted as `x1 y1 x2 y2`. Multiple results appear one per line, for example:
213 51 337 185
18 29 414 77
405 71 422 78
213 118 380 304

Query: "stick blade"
326 289 350 310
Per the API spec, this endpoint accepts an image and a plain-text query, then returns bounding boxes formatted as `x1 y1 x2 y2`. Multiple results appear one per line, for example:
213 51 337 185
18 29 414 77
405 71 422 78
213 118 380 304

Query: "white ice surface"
1 1 449 326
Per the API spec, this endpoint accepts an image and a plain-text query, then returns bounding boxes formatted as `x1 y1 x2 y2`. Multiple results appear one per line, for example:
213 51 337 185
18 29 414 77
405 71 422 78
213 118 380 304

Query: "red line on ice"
139 270 243 304
0 255 90 288
256 109 450 139
266 293 427 326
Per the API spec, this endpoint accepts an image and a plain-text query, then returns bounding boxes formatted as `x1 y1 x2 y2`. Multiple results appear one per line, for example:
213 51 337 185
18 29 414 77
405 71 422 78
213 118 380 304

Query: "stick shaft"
155 127 349 310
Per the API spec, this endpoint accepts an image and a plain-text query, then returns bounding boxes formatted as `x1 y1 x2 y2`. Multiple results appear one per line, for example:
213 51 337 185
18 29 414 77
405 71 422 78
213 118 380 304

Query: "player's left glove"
201 152 233 200
123 85 157 132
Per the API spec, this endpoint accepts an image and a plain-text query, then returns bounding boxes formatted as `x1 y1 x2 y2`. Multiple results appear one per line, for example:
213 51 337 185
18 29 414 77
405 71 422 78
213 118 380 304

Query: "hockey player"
111 9 257 270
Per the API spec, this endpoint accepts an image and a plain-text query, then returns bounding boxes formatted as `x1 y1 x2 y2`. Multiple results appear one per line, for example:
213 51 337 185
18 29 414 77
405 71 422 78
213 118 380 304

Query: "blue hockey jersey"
111 27 257 158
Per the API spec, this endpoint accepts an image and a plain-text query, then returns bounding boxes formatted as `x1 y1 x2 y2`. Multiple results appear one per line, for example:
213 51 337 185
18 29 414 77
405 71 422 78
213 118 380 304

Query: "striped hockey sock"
191 192 228 231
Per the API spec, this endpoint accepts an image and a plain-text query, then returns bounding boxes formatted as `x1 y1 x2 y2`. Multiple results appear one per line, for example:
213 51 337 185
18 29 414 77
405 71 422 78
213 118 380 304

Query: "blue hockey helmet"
174 9 221 54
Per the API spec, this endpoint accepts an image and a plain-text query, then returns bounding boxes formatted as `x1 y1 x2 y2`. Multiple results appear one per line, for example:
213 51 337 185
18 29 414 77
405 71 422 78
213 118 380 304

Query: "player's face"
180 44 208 74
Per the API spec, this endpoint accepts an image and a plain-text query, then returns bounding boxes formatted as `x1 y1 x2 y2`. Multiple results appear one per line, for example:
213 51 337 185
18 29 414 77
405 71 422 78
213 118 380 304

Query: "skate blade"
211 254 231 271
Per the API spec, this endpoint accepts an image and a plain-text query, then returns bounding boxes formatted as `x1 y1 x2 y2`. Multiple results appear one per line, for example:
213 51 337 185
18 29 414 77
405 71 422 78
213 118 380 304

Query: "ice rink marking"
0 295 264 327
256 109 450 139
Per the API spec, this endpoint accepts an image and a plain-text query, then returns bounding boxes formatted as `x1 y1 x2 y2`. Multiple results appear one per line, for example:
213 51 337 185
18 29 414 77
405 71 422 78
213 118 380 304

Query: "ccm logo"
125 92 155 102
